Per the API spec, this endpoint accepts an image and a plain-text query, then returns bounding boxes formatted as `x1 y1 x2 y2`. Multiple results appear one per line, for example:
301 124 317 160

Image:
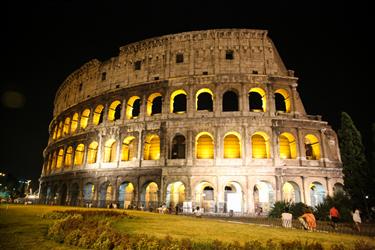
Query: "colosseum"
39 29 343 214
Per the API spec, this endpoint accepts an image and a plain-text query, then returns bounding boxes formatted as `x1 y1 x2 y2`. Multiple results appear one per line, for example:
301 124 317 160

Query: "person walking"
352 209 361 232
329 206 340 230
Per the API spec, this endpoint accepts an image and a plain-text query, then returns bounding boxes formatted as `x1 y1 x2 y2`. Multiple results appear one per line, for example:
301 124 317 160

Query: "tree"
338 112 372 218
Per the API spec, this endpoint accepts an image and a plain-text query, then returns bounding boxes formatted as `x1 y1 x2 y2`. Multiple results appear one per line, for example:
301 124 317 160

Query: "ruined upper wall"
54 29 290 116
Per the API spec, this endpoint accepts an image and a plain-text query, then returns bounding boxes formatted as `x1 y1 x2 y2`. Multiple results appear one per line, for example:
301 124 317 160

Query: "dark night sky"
2 1 373 188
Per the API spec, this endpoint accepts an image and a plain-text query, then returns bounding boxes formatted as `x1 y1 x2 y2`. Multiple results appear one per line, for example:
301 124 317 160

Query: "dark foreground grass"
1 204 374 249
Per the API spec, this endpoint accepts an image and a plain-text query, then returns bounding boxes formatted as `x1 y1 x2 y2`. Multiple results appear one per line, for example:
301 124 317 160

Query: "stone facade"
39 29 343 214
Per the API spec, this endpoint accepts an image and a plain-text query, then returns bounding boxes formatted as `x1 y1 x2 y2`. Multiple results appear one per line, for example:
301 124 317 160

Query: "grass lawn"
1 204 374 249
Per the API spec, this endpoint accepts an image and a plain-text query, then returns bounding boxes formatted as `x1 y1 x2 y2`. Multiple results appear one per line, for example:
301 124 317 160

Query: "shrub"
268 201 310 219
314 192 352 222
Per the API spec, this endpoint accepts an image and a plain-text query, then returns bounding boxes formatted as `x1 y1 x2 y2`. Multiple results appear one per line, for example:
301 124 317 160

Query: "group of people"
281 206 362 232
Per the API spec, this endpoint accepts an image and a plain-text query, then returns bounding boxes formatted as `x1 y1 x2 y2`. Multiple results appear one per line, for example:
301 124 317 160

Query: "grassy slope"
0 204 374 249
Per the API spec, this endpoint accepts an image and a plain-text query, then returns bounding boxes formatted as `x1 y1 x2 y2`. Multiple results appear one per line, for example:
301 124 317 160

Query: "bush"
314 192 353 222
268 201 310 219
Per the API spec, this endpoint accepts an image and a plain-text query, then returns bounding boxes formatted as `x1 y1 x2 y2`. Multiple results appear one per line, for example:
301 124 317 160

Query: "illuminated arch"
170 89 187 113
104 139 117 162
196 132 214 159
223 132 241 158
304 134 320 160
166 181 186 208
83 183 95 202
51 151 57 170
252 132 270 159
99 182 113 208
253 181 275 212
93 105 104 125
195 181 215 212
196 88 213 111
171 134 186 159
64 146 73 168
121 136 136 161
275 89 291 113
142 182 159 209
310 182 326 207
56 121 63 139
87 141 98 164
279 132 297 159
224 182 243 212
74 143 85 166
118 182 135 209
56 148 64 169
70 113 79 133
144 134 160 160
80 109 90 129
63 117 71 136
126 96 141 119
282 181 301 203
108 100 122 121
222 90 239 112
52 124 58 140
249 87 266 112
147 93 162 116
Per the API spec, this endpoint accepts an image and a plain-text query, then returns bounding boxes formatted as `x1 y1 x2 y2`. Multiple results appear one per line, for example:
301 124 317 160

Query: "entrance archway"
60 184 67 205
99 182 113 208
118 182 135 209
224 182 242 213
310 182 325 207
83 183 95 206
253 181 274 212
141 182 159 210
70 183 79 206
195 181 215 213
165 181 186 210
282 181 301 203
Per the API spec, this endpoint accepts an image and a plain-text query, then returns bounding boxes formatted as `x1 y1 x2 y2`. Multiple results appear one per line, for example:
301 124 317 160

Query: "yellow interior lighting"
144 134 160 160
104 139 117 162
57 121 63 139
145 182 158 204
126 96 141 119
195 88 214 111
196 132 214 159
63 117 71 136
224 132 241 158
70 113 79 133
87 141 98 164
282 182 295 201
275 89 291 113
51 152 57 170
105 184 113 201
108 100 121 121
304 134 320 160
170 89 187 113
74 143 85 166
52 125 58 140
122 136 136 161
169 181 185 206
80 109 90 129
252 132 270 158
147 93 162 116
56 148 64 169
249 87 267 112
93 105 104 125
279 132 297 159
64 146 73 167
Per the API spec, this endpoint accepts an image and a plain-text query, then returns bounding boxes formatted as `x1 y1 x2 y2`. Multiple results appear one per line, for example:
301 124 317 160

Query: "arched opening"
99 182 113 208
63 117 71 136
147 93 162 116
121 136 136 161
196 88 213 112
195 182 215 213
93 105 104 125
80 109 90 129
143 134 160 160
224 182 242 213
310 182 326 207
56 148 64 169
87 141 98 164
249 88 266 112
104 139 117 162
118 182 135 209
126 96 141 119
253 181 274 213
166 181 185 210
70 183 79 206
171 134 186 159
223 132 241 158
196 132 214 159
108 100 122 121
74 144 85 166
52 124 57 140
51 151 57 171
282 181 301 203
304 134 320 160
252 132 270 159
222 91 239 112
170 90 187 113
71 113 79 133
279 132 297 159
83 183 95 205
60 184 67 205
333 183 344 195
141 182 159 210
57 121 63 138
275 89 291 113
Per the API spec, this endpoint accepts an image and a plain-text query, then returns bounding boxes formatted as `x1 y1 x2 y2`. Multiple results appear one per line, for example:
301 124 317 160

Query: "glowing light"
252 132 270 159
249 87 267 112
147 93 162 116
70 113 79 133
144 134 160 160
104 139 117 162
304 134 320 160
87 141 98 164
126 96 141 119
80 109 90 129
279 132 297 159
196 132 214 159
170 89 187 113
108 100 121 121
275 89 291 113
122 136 136 161
93 105 104 125
224 133 241 158
74 144 85 166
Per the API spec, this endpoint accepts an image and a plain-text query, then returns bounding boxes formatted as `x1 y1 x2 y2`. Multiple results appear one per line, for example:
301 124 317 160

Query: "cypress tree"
338 112 369 215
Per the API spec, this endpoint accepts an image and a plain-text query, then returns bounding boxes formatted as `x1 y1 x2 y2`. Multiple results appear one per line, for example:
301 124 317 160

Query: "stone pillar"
319 129 328 166
296 128 305 165
97 131 103 168
266 82 275 116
